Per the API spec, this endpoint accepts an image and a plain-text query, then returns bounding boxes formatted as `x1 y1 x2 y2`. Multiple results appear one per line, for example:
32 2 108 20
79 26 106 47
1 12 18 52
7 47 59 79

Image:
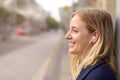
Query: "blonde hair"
70 8 118 80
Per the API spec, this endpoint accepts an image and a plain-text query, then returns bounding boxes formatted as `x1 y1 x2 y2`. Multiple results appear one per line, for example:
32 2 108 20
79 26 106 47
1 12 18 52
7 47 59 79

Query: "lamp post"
72 0 78 11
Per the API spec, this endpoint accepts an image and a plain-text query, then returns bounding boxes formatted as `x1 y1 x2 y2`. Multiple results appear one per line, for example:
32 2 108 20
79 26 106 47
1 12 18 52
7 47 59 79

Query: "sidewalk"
32 34 71 80
59 40 71 80
43 38 71 80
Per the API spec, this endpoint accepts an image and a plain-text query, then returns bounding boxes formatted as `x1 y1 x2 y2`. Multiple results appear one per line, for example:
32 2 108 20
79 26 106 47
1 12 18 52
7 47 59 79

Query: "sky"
35 0 73 21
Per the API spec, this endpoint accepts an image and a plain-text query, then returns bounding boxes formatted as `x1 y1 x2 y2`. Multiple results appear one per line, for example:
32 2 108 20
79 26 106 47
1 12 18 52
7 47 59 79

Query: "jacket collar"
76 60 106 80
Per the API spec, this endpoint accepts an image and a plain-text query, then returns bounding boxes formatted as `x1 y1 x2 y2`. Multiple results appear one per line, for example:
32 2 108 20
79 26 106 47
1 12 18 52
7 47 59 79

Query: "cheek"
75 36 83 45
75 37 83 50
75 36 88 50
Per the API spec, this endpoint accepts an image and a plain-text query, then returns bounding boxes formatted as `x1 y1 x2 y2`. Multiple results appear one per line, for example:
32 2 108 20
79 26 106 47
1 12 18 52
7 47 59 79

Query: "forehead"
70 15 86 29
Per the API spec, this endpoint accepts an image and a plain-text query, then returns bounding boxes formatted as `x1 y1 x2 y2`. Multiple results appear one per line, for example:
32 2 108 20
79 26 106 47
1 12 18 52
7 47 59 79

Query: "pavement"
32 36 71 80
31 30 71 80
0 30 71 80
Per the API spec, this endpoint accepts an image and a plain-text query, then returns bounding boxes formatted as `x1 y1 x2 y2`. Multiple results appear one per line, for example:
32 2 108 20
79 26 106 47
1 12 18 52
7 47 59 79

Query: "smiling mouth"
69 42 76 47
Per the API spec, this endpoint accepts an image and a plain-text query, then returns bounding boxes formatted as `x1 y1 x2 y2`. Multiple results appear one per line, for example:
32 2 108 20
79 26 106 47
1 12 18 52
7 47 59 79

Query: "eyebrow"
71 26 79 30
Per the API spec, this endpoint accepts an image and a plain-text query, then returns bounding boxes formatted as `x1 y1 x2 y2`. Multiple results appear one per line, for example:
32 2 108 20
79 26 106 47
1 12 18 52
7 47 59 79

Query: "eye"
73 29 78 32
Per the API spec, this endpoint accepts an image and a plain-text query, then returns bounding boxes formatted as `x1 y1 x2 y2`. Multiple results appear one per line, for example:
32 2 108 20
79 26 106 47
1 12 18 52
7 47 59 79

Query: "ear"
91 31 99 44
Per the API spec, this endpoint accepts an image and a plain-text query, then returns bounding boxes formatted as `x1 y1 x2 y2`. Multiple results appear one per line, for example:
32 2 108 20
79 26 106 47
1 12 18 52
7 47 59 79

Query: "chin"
69 48 80 55
69 49 77 54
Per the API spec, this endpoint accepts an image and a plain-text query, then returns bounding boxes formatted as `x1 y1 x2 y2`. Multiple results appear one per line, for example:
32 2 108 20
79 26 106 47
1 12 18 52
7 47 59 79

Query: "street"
0 30 71 80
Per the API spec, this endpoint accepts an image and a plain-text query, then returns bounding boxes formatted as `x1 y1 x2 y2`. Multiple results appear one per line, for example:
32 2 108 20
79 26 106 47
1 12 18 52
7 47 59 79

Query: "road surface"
0 30 71 80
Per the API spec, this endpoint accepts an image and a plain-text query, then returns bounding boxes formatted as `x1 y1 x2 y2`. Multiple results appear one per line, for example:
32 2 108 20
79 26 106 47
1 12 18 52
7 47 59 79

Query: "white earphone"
92 36 96 40
89 36 96 44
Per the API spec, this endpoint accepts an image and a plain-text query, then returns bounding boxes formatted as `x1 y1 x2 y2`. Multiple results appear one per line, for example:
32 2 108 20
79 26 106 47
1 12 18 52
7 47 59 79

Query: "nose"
65 31 71 40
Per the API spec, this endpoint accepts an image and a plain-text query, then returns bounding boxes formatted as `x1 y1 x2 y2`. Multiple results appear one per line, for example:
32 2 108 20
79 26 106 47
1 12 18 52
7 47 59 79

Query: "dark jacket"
77 60 116 80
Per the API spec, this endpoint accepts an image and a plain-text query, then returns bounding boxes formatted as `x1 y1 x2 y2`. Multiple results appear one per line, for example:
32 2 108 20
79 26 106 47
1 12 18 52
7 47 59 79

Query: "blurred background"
0 0 118 80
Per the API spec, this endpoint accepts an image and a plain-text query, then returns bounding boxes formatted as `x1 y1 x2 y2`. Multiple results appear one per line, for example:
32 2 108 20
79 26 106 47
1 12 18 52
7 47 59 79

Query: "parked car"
16 27 28 35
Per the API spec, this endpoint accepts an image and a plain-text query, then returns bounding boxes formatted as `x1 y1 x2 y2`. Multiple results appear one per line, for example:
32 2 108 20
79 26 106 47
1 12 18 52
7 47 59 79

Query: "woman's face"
65 15 92 55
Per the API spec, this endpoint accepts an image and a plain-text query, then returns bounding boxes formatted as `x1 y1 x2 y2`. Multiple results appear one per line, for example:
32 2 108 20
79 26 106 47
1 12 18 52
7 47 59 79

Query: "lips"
69 42 76 47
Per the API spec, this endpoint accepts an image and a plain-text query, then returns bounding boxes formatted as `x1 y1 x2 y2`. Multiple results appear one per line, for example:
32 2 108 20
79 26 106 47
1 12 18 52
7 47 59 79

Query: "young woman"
65 8 118 80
